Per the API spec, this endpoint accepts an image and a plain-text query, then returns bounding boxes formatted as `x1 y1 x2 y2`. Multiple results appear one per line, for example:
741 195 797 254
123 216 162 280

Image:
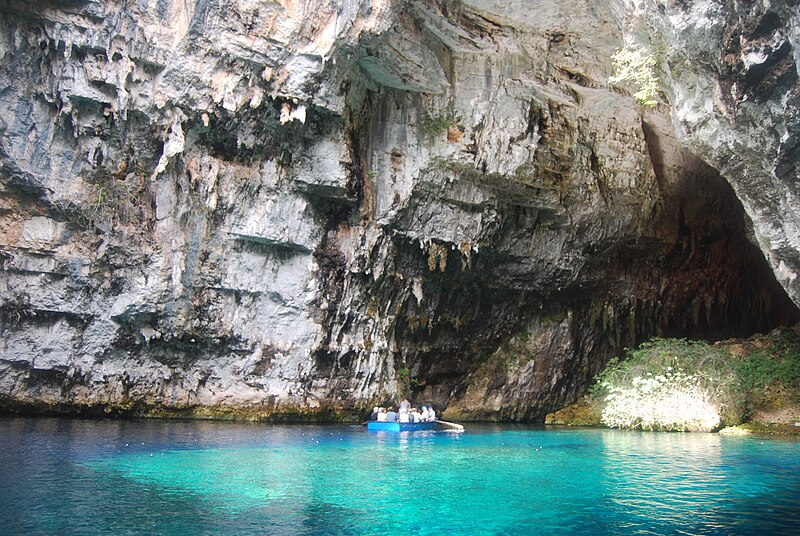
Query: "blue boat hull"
367 421 437 432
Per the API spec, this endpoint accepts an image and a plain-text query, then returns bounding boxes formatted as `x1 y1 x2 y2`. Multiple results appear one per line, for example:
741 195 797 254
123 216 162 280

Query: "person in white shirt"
410 408 422 423
427 406 436 421
377 407 387 421
399 410 410 423
420 406 430 421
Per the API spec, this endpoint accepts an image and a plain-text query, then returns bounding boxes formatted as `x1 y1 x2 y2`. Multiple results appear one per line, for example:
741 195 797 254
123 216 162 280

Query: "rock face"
0 0 797 421
632 0 800 307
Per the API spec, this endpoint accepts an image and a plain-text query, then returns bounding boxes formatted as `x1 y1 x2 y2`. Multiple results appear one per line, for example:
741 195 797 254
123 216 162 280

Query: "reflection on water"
606 431 800 534
601 432 730 533
0 418 798 535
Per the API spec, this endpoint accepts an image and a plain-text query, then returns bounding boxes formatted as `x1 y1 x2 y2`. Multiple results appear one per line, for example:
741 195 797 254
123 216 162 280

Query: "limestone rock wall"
0 0 797 421
0 0 386 417
629 0 800 304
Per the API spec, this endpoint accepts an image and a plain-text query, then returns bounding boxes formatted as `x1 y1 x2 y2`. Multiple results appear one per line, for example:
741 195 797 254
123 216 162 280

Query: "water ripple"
0 419 798 535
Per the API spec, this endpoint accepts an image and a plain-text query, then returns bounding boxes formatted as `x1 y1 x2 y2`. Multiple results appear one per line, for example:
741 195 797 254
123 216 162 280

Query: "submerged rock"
0 0 798 421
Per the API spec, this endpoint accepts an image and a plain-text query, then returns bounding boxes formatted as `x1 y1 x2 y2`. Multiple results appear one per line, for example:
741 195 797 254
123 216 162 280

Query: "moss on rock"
545 397 602 426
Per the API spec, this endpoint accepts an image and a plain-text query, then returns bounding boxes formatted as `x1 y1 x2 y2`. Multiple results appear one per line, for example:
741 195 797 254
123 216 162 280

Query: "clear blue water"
1 418 798 535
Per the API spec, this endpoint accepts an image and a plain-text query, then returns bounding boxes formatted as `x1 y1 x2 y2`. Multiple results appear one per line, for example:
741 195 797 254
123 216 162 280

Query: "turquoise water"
1 418 798 535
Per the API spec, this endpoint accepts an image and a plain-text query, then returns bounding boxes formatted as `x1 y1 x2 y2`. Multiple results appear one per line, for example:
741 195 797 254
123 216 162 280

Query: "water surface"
1 418 798 535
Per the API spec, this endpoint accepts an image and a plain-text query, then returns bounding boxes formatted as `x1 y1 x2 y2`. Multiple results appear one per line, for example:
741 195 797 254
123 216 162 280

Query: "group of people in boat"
370 398 436 423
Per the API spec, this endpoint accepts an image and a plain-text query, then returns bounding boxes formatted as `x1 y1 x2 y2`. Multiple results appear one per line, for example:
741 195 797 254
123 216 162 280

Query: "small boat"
367 421 437 432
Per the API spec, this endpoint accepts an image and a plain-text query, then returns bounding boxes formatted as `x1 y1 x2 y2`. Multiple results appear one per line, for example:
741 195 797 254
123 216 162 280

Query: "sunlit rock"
0 0 798 421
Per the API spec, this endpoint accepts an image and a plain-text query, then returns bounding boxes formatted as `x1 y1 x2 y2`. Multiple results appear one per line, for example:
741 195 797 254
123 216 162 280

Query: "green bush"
420 107 461 138
396 367 419 398
590 331 800 432
591 338 743 431
608 45 660 107
734 330 800 391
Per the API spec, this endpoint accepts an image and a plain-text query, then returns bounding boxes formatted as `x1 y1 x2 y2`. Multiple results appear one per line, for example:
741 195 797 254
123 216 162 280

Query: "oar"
435 419 465 432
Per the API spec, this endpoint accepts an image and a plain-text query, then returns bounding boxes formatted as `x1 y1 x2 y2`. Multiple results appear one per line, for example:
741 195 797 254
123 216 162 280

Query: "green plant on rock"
53 164 151 233
731 329 800 422
609 44 661 107
602 370 723 431
734 330 800 391
420 106 462 139
590 338 743 432
396 367 419 398
586 330 800 432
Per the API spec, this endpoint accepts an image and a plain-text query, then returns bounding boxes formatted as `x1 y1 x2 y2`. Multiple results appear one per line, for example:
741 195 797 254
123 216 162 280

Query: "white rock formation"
0 0 797 421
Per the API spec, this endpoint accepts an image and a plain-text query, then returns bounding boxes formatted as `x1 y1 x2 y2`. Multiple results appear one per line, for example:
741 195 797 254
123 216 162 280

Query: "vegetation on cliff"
608 44 661 107
548 327 800 433
591 339 741 431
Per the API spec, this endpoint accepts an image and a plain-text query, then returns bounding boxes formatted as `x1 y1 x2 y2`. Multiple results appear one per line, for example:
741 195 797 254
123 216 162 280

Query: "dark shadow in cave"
637 118 800 340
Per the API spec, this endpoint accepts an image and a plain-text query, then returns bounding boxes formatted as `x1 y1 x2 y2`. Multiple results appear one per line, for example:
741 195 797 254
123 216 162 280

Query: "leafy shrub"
590 330 800 432
609 45 660 107
728 328 800 420
602 371 723 431
734 330 800 391
592 338 743 432
420 107 462 139
396 367 419 397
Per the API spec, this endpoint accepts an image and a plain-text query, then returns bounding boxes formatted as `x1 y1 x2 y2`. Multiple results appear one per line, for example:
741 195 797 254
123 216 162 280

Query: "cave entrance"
633 119 800 343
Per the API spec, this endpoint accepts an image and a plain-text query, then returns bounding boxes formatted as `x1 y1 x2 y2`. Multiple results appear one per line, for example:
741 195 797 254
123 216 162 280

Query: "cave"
313 72 800 421
338 104 800 422
4 0 800 532
0 0 798 425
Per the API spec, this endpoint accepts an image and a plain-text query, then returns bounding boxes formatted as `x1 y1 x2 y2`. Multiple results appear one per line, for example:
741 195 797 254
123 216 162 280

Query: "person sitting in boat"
410 407 422 423
422 406 436 422
398 410 410 423
399 398 411 414
385 407 398 422
377 407 387 422
370 407 379 421
419 406 430 421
